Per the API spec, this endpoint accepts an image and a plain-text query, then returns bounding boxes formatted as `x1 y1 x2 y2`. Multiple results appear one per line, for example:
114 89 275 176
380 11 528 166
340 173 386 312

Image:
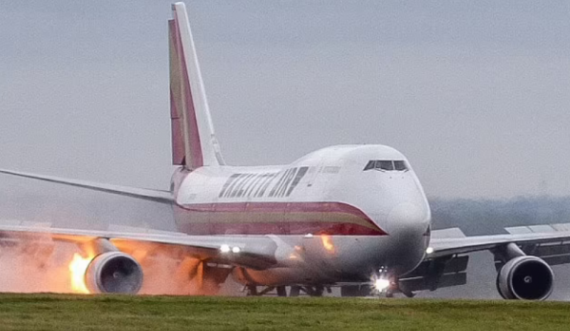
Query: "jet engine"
496 255 554 300
85 251 143 294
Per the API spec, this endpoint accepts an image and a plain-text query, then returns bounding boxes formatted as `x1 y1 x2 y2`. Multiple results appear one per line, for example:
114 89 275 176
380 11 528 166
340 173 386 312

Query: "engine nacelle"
85 251 143 294
496 255 554 300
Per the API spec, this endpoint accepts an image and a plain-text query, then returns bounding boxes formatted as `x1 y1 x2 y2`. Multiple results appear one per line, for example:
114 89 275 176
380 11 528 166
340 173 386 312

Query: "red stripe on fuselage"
173 202 387 236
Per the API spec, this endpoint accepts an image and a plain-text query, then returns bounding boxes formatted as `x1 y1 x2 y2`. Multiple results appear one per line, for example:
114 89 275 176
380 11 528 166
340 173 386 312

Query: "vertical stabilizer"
169 2 224 168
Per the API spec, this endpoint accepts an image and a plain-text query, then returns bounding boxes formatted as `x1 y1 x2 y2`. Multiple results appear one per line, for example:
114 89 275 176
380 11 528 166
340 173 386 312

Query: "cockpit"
363 160 408 172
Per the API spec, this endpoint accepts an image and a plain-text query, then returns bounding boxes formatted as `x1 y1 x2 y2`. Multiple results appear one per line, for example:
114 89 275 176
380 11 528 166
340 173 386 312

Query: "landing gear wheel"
246 285 258 296
289 286 301 297
305 285 324 297
276 286 287 297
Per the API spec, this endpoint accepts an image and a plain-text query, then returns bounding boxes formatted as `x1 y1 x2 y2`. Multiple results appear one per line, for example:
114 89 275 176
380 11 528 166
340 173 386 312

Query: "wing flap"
400 272 467 293
400 255 469 293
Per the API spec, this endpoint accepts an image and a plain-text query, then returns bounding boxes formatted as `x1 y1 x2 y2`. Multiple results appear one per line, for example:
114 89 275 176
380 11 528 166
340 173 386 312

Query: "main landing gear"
245 285 331 297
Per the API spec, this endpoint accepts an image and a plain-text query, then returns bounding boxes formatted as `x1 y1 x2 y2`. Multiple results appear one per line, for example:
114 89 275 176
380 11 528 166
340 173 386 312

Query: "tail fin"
169 2 224 169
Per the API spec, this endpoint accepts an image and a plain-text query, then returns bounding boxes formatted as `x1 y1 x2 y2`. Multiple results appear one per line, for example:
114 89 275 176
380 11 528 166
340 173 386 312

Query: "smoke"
139 254 210 295
0 236 80 293
126 243 234 296
0 235 238 295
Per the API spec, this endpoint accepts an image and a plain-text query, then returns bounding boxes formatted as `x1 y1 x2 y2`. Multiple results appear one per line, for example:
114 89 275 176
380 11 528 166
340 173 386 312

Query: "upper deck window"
363 160 408 172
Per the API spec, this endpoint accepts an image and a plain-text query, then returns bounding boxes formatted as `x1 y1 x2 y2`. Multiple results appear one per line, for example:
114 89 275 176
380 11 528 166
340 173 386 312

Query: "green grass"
0 294 568 331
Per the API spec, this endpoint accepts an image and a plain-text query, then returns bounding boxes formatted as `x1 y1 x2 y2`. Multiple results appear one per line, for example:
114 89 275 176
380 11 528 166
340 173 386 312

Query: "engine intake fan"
496 255 554 300
85 251 143 294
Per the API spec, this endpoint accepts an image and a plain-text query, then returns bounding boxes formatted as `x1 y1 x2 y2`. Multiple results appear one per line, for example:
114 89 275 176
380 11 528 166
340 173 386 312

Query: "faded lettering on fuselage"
219 167 309 198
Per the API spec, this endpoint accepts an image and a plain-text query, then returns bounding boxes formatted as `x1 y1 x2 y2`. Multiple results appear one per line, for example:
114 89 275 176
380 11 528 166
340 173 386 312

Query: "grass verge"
0 293 568 331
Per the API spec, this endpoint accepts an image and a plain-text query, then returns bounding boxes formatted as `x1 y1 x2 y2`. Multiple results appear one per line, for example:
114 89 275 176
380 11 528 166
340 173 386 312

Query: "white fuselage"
171 145 431 285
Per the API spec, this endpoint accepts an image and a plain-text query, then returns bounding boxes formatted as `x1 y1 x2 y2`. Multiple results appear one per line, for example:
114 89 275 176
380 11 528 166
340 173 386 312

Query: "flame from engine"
68 253 92 294
0 237 239 296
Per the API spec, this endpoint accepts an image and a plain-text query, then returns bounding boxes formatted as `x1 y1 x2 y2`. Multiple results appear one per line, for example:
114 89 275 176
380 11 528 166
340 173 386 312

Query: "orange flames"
68 253 92 294
321 234 335 253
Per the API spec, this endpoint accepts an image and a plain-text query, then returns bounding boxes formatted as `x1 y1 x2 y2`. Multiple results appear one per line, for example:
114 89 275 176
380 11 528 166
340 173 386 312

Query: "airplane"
1 2 570 300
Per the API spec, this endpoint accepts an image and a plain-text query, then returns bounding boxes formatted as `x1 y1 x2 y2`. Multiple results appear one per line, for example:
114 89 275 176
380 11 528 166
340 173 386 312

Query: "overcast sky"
1 1 570 199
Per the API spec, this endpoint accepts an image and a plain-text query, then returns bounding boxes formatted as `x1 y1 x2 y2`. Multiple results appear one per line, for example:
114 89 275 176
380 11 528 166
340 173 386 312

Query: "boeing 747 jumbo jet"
2 2 570 300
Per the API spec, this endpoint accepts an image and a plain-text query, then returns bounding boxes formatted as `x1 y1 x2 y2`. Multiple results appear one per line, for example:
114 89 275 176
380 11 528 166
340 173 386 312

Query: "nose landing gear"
384 280 415 298
373 267 415 298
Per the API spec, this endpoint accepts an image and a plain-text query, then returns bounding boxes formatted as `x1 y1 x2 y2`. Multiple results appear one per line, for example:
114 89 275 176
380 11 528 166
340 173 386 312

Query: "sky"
1 1 570 199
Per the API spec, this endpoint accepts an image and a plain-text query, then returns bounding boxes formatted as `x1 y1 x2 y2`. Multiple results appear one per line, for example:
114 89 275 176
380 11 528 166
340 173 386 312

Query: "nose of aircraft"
388 202 430 241
386 202 430 272
388 202 429 228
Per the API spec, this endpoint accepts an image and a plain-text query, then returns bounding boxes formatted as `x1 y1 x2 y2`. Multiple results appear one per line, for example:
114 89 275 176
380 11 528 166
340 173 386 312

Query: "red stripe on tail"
168 18 204 168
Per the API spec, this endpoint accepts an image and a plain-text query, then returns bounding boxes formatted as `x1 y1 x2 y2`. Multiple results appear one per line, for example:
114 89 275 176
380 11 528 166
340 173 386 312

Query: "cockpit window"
363 160 408 172
394 160 407 171
377 160 394 171
364 160 375 171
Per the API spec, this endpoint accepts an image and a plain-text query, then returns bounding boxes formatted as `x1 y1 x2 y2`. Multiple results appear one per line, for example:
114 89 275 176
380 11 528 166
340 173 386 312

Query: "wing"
429 226 570 259
0 222 277 270
0 169 173 204
0 221 283 295
400 224 570 298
